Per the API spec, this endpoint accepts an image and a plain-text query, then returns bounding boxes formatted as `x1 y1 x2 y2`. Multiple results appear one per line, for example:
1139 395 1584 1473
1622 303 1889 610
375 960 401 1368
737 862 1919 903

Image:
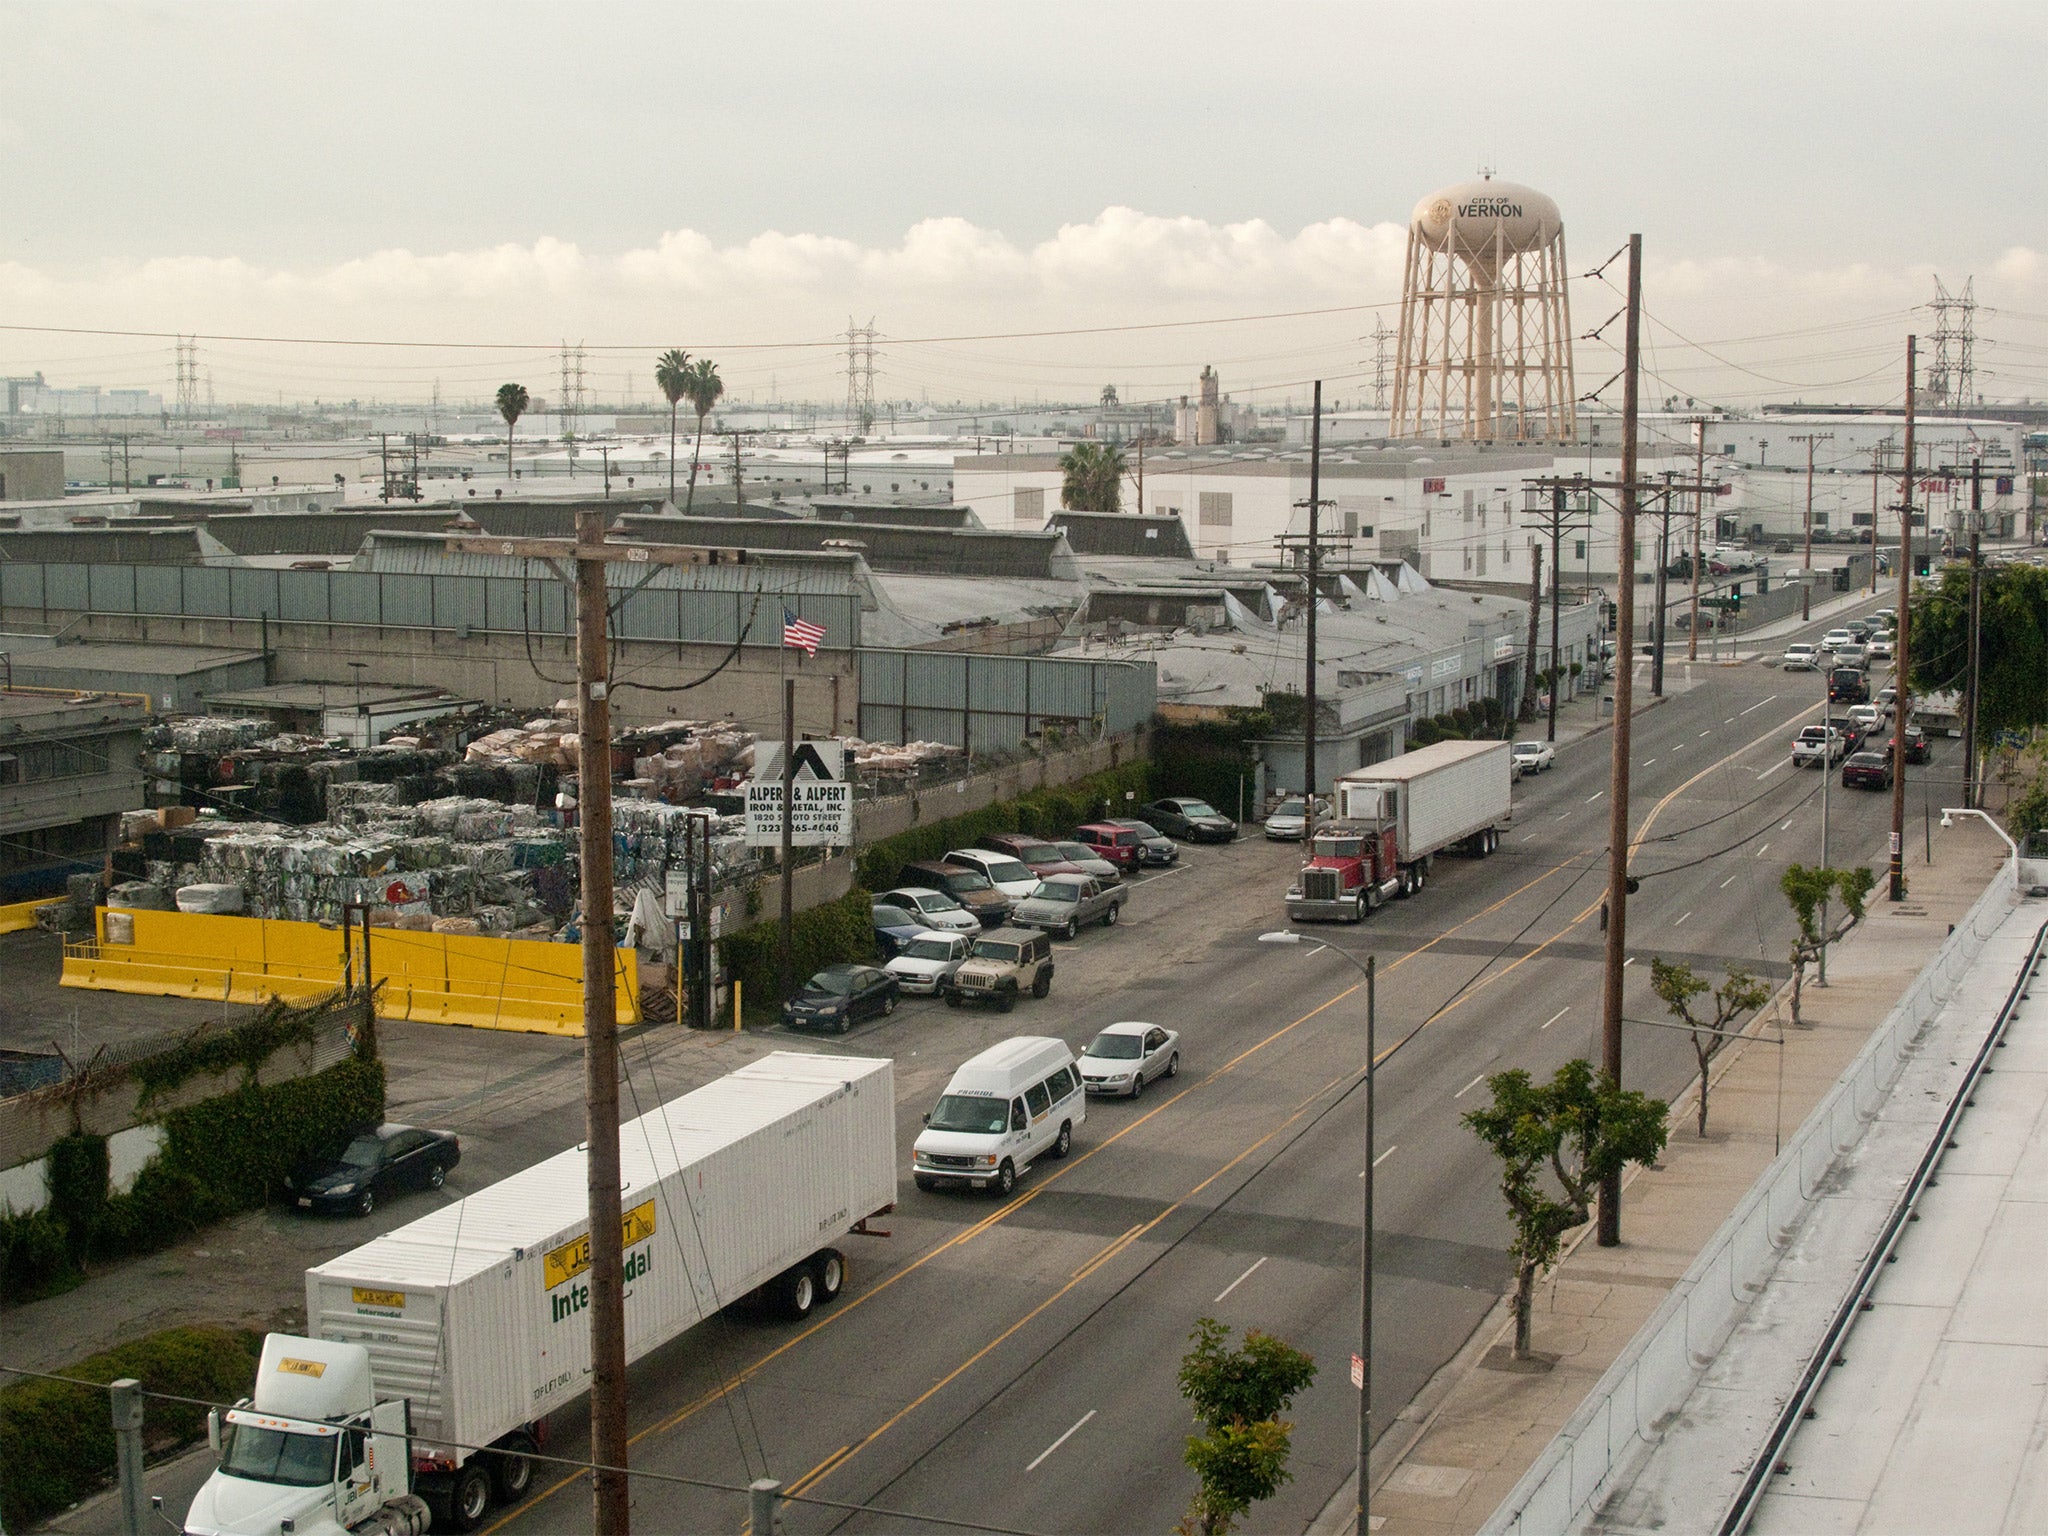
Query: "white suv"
1782 643 1819 671
1819 629 1855 654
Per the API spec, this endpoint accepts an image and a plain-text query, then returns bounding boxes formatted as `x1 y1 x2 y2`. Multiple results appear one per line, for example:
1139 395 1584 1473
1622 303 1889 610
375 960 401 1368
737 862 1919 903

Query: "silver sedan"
1079 1022 1181 1099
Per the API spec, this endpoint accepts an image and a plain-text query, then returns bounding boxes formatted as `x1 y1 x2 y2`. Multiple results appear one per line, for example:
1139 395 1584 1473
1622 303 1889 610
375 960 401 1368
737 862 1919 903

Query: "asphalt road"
108 600 1951 1536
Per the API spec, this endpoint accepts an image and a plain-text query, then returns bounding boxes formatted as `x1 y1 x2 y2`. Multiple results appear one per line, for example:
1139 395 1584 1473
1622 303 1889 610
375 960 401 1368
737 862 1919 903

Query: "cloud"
2 213 2040 406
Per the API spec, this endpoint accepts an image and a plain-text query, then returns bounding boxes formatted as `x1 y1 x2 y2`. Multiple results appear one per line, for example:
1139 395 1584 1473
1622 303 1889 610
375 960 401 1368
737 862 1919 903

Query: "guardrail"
1480 870 2021 1536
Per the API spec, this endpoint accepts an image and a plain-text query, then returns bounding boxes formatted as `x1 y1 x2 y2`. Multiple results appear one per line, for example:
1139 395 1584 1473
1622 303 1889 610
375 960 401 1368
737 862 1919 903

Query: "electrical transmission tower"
1928 276 1976 411
174 337 198 418
1371 317 1395 409
558 339 587 470
844 317 878 436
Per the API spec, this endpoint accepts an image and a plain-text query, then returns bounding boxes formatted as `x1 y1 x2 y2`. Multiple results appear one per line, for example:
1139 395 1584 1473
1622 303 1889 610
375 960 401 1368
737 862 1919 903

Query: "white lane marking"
1541 1006 1570 1030
1669 743 1686 754
1742 694 1780 716
1556 811 1572 820
1720 875 1738 889
1522 832 1540 842
1726 718 1737 724
1587 791 1605 803
1642 758 1657 766
1756 841 1771 857
1372 1143 1400 1167
1138 864 1193 883
1623 956 1637 968
1700 730 1712 738
1455 1074 1485 1099
1781 817 1795 830
1758 759 1788 780
1674 911 1692 927
1214 1257 1267 1304
1026 1409 1097 1472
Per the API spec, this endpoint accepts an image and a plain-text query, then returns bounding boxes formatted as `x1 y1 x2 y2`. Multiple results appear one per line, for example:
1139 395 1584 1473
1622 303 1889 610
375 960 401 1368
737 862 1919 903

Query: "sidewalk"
1310 819 2011 1536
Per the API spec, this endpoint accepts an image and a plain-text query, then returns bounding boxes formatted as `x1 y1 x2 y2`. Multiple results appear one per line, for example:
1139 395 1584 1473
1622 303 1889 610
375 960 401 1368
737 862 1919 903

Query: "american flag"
783 609 825 656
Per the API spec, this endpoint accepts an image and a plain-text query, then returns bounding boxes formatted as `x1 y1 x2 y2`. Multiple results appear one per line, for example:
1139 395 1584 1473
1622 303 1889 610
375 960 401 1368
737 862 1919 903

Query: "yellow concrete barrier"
0 898 63 936
62 908 638 1036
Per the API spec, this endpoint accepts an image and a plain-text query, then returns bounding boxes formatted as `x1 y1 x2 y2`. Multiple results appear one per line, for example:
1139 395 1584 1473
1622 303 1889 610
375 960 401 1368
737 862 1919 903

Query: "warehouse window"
1014 486 1045 525
1198 491 1234 527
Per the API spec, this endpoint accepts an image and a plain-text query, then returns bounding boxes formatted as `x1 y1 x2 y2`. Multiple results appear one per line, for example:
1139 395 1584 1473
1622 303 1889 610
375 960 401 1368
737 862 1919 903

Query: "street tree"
494 383 528 481
1649 959 1771 1136
1463 1060 1669 1360
1059 440 1125 513
1780 863 1876 1026
1176 1317 1317 1536
654 348 691 503
683 357 726 513
1911 560 2048 746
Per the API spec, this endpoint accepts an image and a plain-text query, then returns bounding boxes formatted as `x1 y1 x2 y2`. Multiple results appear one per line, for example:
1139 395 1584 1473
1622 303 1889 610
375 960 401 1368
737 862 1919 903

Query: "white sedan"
1079 1022 1181 1099
1782 643 1820 671
1263 796 1326 840
1512 741 1555 775
882 931 973 994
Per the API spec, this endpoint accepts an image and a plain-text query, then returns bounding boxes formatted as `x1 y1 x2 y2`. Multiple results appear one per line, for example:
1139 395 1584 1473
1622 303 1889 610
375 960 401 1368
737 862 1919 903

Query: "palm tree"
1058 440 1126 513
682 358 726 513
654 348 691 503
496 383 529 481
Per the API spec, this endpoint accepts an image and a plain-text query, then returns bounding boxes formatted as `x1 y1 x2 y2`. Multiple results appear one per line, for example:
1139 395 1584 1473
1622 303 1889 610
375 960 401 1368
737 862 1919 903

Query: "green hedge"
853 761 1153 890
1151 719 1263 818
721 886 878 1020
1 1054 386 1304
0 1325 261 1531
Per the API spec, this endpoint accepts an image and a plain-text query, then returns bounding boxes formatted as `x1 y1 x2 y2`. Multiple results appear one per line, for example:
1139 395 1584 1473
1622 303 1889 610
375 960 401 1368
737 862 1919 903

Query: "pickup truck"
1791 725 1848 768
1010 874 1129 939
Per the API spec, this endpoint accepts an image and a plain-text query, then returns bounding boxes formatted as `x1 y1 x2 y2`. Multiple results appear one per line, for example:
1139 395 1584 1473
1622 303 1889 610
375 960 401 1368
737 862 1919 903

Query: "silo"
1390 176 1576 443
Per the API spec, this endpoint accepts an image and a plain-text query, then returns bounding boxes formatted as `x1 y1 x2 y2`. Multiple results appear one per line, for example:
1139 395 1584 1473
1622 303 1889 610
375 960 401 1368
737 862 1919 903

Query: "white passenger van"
911 1036 1085 1196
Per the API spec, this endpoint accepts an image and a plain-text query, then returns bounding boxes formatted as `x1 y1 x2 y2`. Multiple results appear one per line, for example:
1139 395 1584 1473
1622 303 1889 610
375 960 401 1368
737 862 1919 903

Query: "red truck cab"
1285 825 1402 923
1073 822 1142 870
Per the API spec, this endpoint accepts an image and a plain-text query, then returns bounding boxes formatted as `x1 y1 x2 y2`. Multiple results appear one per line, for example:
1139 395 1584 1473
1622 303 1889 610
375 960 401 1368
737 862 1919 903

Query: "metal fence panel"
433 576 489 633
1 565 44 609
617 587 679 641
228 568 281 618
900 707 966 748
135 566 180 615
278 570 331 623
379 574 432 628
181 567 231 616
88 565 138 613
329 572 383 626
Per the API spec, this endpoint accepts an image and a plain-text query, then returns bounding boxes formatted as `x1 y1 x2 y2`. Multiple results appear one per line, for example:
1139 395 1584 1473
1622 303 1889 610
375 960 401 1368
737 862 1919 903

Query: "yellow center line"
1070 1222 1146 1280
783 1442 855 1500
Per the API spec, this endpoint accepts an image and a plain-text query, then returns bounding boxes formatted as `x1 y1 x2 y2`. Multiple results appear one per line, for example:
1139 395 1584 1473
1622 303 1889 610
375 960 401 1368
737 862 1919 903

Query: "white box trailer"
1333 740 1513 862
304 1052 894 1527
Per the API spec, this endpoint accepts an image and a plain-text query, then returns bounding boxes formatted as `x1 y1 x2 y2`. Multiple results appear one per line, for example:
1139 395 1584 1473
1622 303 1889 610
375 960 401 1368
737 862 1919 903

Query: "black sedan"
1138 798 1238 843
1842 751 1894 791
1892 724 1931 764
783 964 899 1033
286 1123 460 1216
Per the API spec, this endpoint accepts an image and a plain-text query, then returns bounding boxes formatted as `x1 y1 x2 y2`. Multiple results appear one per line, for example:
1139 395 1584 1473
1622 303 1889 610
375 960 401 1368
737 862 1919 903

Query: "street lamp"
1259 929 1376 1534
1939 808 2022 892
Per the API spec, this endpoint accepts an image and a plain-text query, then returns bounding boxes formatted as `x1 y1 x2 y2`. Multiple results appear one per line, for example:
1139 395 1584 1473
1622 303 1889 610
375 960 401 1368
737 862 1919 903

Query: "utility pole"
778 678 796 999
1964 457 1983 809
718 428 759 511
1598 234 1642 1249
1790 431 1833 620
573 504 631 1535
1688 419 1707 662
1889 338 1916 905
1295 382 1330 815
1649 473 1675 699
1869 444 1886 595
1522 541 1543 719
1522 484 1589 742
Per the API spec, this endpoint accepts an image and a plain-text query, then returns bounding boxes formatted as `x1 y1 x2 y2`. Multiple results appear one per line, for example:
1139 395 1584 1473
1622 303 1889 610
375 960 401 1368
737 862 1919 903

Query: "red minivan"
1072 821 1142 871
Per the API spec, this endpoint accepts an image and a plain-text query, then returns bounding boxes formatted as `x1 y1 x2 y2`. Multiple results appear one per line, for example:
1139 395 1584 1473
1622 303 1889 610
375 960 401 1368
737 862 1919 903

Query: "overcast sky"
4 0 2043 411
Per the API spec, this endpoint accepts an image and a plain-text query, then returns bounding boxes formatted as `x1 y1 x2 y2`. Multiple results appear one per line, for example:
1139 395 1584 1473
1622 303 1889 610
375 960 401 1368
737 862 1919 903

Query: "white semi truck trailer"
182 1053 896 1535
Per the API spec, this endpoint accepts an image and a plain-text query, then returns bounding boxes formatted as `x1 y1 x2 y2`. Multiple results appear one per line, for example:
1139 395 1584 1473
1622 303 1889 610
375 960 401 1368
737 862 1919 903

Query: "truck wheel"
1051 1121 1072 1159
944 990 962 1008
815 1249 846 1300
998 987 1017 1014
1063 917 1080 940
1104 904 1119 926
489 1432 537 1505
915 1173 939 1192
994 1159 1016 1196
1031 971 1051 999
1414 862 1428 892
782 1263 818 1319
450 1462 493 1531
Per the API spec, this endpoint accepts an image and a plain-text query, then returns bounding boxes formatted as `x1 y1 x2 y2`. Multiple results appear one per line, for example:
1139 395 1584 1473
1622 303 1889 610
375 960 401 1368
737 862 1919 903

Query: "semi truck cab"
183 1335 427 1536
1285 826 1402 922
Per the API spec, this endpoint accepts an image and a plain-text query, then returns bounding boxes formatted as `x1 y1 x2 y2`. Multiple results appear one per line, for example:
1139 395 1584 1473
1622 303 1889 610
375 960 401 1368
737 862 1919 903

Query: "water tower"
1390 176 1576 442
